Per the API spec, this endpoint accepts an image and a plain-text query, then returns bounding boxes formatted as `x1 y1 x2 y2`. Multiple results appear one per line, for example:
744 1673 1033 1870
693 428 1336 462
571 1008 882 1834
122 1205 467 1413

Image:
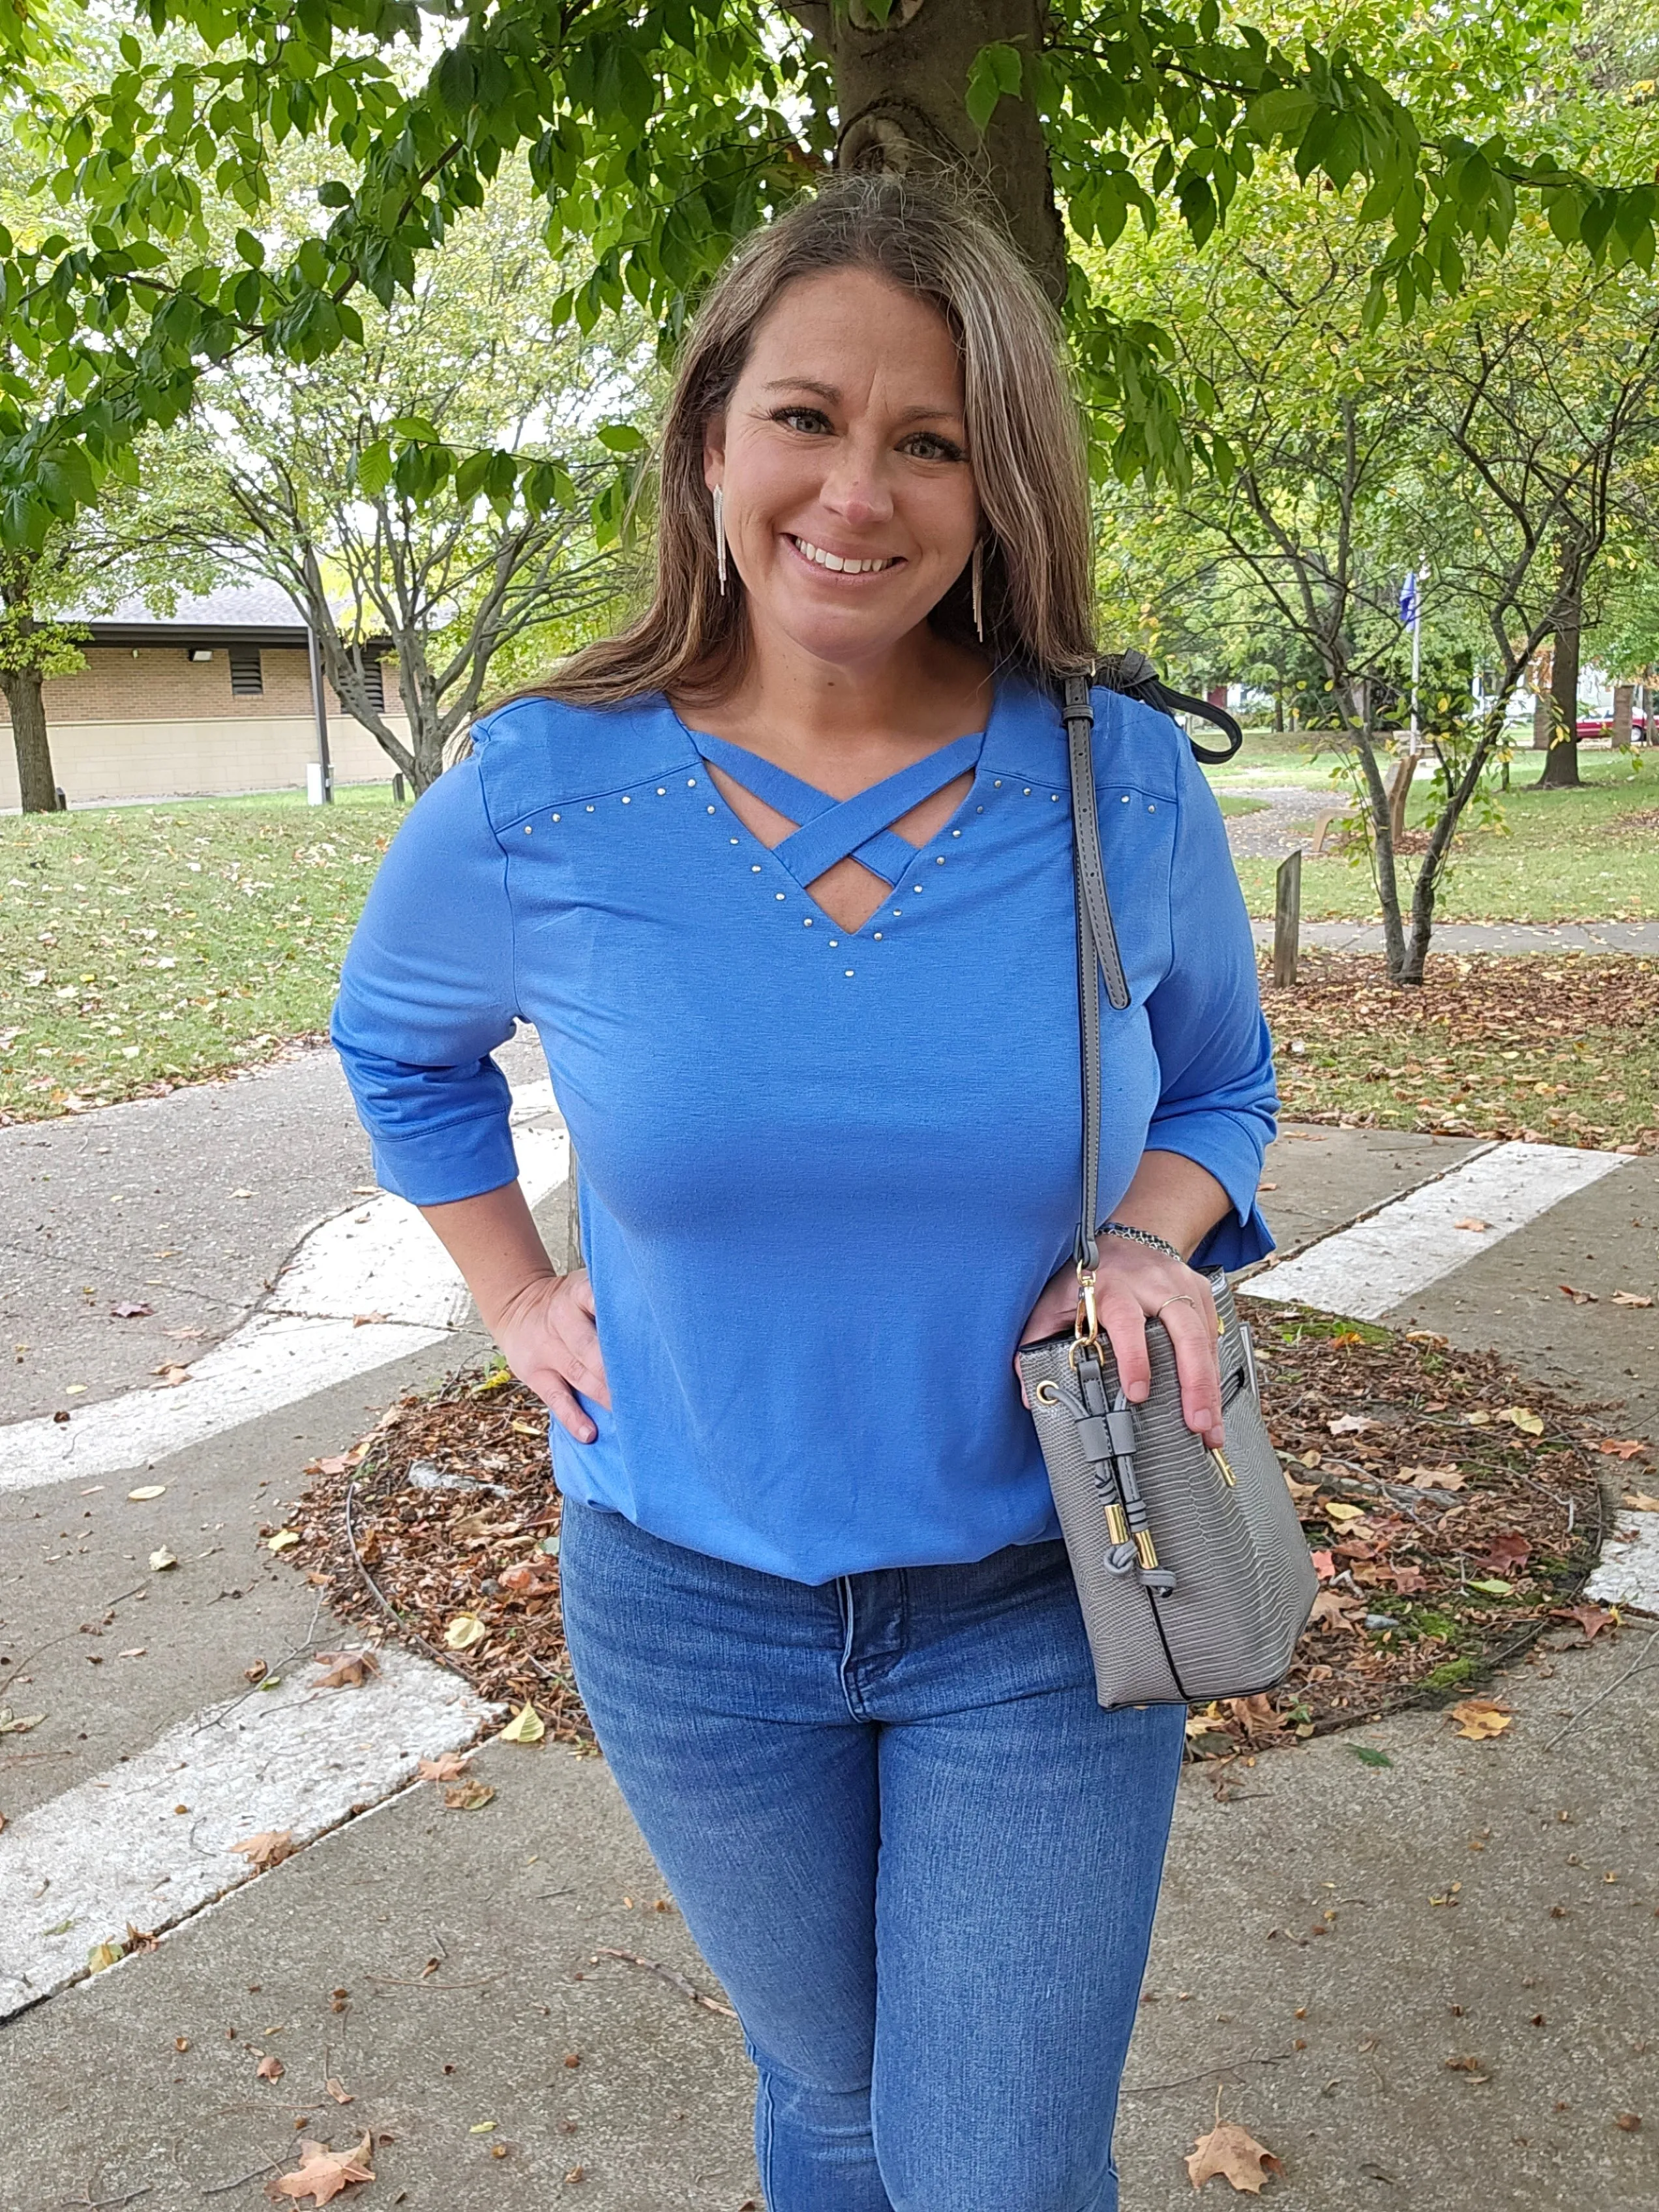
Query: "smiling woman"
330 175 1278 2212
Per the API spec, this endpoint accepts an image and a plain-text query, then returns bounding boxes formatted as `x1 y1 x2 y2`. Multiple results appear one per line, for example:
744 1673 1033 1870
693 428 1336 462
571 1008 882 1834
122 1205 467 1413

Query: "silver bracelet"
1098 1221 1185 1264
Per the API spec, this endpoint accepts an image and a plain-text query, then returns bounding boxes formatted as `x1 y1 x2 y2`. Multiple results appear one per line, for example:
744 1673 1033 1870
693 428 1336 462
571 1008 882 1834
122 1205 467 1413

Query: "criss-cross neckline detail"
693 725 985 895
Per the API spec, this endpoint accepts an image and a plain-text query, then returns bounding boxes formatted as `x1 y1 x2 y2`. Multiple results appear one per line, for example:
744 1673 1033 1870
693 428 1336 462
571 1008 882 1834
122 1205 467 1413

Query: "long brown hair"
540 174 1096 706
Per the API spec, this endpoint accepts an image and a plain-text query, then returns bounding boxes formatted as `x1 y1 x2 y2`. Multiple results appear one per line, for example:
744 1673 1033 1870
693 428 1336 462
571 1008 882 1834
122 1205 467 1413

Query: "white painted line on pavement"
1585 1511 1659 1616
0 1645 499 2020
1242 1140 1630 1321
0 1117 567 1495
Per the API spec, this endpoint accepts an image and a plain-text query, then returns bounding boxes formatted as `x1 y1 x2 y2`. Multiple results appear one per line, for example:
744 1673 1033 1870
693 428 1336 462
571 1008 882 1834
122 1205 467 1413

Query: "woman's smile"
785 532 904 576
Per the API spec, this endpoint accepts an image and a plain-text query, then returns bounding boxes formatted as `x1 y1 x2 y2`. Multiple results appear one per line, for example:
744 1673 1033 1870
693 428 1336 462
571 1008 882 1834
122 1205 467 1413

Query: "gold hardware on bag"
1034 1379 1062 1407
1134 1528 1160 1570
1212 1447 1236 1487
1104 1501 1129 1544
1074 1264 1099 1350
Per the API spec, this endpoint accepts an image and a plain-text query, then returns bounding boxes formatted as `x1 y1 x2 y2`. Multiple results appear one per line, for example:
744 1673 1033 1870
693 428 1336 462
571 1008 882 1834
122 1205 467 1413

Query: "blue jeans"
558 1496 1186 2212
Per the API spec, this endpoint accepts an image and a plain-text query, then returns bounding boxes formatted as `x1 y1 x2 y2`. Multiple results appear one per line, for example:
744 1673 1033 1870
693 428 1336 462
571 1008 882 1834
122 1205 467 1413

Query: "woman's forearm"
419 1180 560 1337
1106 1149 1233 1260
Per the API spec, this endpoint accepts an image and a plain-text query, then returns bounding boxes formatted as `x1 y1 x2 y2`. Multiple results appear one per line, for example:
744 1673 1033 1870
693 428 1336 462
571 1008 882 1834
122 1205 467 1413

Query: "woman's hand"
493 1267 611 1444
1018 1244 1223 1448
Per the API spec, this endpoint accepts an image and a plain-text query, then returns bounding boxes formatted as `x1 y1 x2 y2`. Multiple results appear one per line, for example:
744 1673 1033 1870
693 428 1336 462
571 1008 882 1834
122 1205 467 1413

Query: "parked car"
1575 711 1649 741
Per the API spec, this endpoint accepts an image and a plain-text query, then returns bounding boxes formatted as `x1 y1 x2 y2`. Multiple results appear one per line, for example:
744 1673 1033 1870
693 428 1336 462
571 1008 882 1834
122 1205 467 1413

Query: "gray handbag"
1015 673 1318 1710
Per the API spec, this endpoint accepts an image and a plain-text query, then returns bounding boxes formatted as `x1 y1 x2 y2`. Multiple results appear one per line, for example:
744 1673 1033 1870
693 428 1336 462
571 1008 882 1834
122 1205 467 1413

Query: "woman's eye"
773 407 831 434
901 432 966 462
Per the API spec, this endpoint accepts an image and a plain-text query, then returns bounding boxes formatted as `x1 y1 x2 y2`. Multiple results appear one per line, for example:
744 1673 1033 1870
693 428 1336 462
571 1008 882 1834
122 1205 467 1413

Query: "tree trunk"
1 665 62 813
792 0 1066 301
1536 548 1585 789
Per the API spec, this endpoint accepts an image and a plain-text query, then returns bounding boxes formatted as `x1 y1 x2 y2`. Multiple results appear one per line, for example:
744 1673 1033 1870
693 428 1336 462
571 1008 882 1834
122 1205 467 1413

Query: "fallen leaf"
1454 1218 1490 1232
1501 1406 1545 1436
1558 1284 1598 1306
1622 1490 1659 1513
267 1529 301 1553
230 1830 296 1872
312 1650 380 1690
151 1364 190 1387
1386 1564 1428 1594
1450 1699 1514 1741
265 2133 374 2204
1310 1549 1336 1581
109 1300 153 1319
1611 1291 1654 1308
1467 1577 1514 1596
1309 1589 1362 1628
256 2053 285 2082
1323 1500 1368 1524
87 1940 125 1973
444 1613 488 1651
417 1752 470 1782
1284 1476 1321 1503
469 2120 498 2134
1477 1532 1532 1574
127 1484 166 1501
1615 2113 1642 2132
0 1710 45 1735
351 1312 388 1328
498 1561 558 1595
1401 1463 1467 1489
325 2078 355 2104
123 1923 158 1951
1347 1743 1394 1768
1600 1439 1650 1460
1555 1602 1616 1641
443 1778 496 1812
147 1547 177 1571
1327 1413 1377 1435
1184 2119 1283 2193
244 1658 269 1682
499 1701 546 1744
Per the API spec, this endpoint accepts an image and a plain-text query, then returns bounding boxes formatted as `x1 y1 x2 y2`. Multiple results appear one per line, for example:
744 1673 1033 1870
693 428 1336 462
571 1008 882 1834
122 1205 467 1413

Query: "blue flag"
1399 570 1419 627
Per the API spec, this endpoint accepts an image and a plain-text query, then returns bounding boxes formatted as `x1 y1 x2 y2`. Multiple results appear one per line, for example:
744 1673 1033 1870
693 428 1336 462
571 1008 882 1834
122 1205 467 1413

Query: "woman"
333 177 1275 2211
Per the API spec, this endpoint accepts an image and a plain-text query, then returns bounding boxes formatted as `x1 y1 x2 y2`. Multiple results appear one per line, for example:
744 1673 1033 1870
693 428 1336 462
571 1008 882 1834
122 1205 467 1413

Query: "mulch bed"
286 1318 1642 1762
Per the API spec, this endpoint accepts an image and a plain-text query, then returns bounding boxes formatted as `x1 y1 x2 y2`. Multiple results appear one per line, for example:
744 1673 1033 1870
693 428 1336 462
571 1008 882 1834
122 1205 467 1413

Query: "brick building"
0 582 411 809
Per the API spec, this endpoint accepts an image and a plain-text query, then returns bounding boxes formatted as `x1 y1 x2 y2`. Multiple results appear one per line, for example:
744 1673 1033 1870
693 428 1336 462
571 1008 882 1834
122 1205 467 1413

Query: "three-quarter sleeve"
1144 732 1278 1271
330 756 522 1204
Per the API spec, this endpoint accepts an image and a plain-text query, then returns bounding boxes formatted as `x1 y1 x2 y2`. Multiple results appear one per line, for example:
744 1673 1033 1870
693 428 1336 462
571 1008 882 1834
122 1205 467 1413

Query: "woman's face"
704 267 980 670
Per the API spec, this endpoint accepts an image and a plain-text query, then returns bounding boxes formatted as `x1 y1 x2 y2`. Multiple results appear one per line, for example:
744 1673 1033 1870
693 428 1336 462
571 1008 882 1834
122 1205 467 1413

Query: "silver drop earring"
971 539 985 642
713 484 727 594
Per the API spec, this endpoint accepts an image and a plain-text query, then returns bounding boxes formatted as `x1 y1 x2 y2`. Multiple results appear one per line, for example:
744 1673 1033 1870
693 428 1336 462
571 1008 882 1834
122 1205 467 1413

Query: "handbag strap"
1062 671 1128 1274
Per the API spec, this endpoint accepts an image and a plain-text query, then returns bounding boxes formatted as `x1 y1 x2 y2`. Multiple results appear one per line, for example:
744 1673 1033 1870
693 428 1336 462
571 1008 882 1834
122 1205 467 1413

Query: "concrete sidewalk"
3 1074 1656 2209
1248 917 1659 957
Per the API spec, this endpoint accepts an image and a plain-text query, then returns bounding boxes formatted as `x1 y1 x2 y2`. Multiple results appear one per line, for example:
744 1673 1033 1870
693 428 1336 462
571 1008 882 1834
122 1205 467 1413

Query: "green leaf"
966 42 1023 134
1246 88 1319 143
233 228 265 270
597 423 646 453
387 414 441 443
1347 1744 1394 1769
357 440 393 499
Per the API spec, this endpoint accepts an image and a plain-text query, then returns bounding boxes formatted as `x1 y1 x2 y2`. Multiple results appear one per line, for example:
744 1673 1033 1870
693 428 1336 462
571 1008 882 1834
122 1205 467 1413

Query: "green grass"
1215 794 1268 818
1231 754 1659 921
1 786 403 1122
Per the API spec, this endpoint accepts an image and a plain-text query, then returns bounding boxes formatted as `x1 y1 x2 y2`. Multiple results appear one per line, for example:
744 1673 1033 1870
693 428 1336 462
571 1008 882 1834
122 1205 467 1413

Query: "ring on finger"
1152 1293 1198 1322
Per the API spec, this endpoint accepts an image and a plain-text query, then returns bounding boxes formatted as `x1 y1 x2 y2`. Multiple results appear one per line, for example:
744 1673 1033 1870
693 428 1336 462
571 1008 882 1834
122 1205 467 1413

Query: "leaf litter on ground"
288 1316 1624 1763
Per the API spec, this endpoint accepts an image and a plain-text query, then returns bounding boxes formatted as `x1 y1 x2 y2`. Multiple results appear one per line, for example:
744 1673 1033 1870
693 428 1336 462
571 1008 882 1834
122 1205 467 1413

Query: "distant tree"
175 169 639 791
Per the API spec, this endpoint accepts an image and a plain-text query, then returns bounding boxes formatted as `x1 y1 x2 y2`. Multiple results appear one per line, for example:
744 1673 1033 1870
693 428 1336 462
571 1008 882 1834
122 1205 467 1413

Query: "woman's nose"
818 441 895 524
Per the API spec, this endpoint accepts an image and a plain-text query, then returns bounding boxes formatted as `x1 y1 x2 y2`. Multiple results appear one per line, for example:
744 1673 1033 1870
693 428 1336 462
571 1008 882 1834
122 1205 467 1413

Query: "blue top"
331 673 1276 1584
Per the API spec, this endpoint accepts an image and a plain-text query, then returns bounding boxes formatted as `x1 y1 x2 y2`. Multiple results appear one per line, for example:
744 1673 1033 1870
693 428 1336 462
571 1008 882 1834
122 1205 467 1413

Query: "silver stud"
621 795 631 803
844 969 854 978
1023 786 1032 795
657 786 666 795
1051 793 1059 801
552 813 561 821
708 805 716 814
873 931 882 940
751 865 761 873
730 837 739 844
935 856 944 865
1120 794 1129 803
951 828 961 837
976 805 984 813
586 804 595 812
524 825 532 834
912 886 922 894
1147 803 1156 813
687 777 697 786
803 918 813 927
892 908 902 916
775 892 785 901
829 940 839 948
994 779 1003 787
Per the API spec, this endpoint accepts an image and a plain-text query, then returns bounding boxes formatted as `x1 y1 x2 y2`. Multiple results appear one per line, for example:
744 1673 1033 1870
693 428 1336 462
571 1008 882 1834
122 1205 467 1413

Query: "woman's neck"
690 623 991 774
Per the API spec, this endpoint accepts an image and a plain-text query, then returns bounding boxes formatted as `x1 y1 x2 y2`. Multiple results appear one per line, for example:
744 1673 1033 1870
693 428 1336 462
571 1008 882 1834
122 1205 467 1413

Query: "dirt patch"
288 1323 1637 1763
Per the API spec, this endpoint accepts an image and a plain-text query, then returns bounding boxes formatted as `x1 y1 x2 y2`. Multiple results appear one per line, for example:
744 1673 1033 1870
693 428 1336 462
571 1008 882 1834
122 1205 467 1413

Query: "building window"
228 643 263 696
359 653 385 711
